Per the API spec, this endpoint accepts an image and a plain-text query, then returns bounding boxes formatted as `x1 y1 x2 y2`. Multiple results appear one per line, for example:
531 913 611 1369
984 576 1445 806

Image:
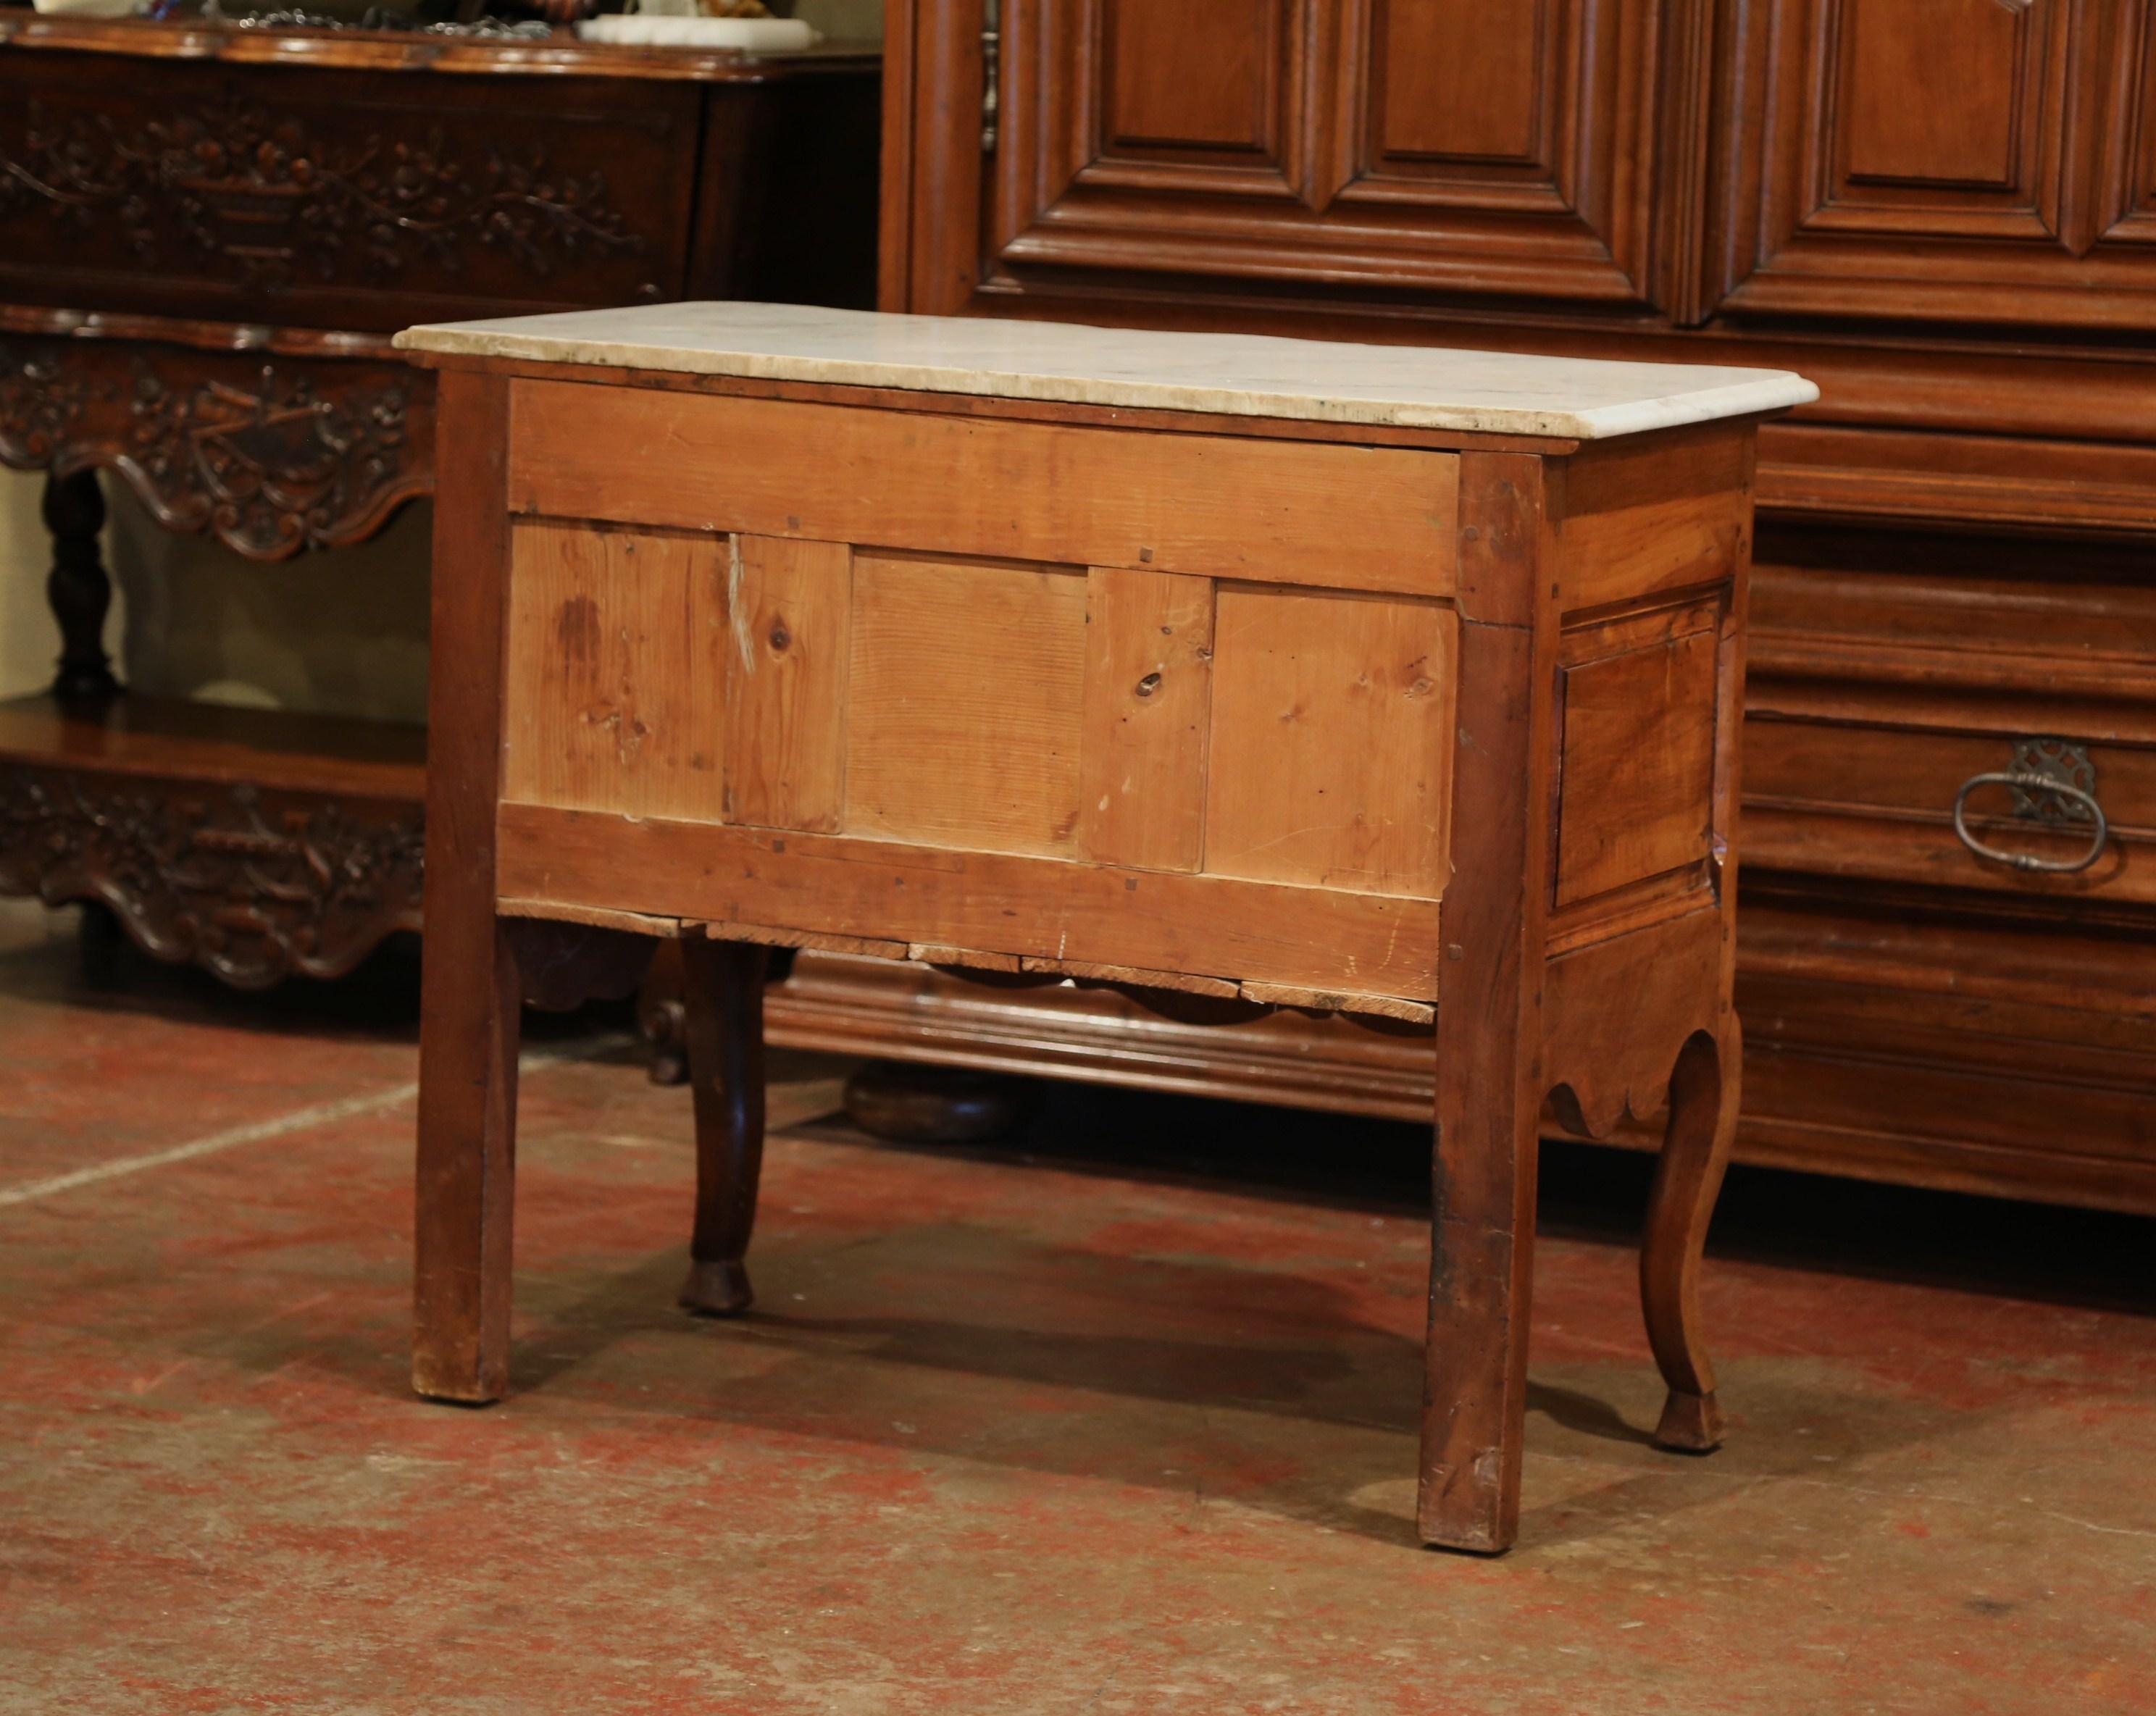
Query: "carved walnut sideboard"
0 14 877 986
843 0 2156 1217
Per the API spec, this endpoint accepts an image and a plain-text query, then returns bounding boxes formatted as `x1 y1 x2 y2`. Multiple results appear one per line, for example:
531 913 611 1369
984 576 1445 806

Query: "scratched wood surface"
1203 586 1455 897
722 535 853 834
1553 424 1752 614
493 803 1444 1001
509 377 1463 597
1555 625 1720 908
501 521 727 821
1077 565 1216 873
844 552 1090 856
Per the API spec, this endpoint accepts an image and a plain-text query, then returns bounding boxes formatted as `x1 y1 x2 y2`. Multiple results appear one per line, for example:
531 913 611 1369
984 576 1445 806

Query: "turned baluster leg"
1642 1023 1739 1451
43 469 120 702
678 934 771 1316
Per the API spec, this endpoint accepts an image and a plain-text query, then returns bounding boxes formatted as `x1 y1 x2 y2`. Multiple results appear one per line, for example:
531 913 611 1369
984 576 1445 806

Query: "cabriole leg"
678 935 771 1316
1641 1023 1739 1451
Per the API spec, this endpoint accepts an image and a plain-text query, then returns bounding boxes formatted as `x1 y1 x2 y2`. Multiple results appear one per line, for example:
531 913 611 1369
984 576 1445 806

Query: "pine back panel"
498 522 1457 901
494 381 1469 1007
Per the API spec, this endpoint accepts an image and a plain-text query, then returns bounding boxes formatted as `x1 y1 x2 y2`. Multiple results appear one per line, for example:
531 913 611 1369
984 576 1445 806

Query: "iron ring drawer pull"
1952 771 2109 874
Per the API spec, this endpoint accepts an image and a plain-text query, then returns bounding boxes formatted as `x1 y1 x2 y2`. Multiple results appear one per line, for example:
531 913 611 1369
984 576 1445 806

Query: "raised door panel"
1101 0 1291 164
993 0 1692 309
1553 622 1719 908
1367 0 1548 167
1334 0 1667 307
1834 0 2033 193
2093 7 2156 248
1710 0 2156 328
1000 0 1313 219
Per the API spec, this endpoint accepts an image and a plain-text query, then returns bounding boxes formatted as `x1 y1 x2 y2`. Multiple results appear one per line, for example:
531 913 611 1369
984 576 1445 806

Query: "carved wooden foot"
637 941 691 1087
678 934 770 1317
1640 1023 1739 1453
843 1060 1027 1143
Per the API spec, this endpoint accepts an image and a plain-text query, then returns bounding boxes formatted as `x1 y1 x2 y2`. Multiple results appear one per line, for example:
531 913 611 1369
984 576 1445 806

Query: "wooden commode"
396 303 1813 1554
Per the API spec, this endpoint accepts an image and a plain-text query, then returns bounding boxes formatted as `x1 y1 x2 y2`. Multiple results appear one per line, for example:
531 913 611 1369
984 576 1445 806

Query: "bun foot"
843 1060 1027 1144
1654 1388 1723 1452
679 1257 754 1317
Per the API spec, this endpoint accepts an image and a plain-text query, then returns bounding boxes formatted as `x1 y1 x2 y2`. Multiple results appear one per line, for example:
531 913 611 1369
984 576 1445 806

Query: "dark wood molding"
0 93 649 294
0 756 423 989
0 334 434 558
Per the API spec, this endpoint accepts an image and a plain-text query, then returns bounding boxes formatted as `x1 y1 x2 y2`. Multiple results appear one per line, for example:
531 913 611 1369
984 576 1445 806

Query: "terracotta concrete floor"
1 900 2152 1715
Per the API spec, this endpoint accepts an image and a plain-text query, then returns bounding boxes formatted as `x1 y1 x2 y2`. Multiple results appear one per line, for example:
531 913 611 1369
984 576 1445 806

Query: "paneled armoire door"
987 0 1706 311
1708 0 2156 327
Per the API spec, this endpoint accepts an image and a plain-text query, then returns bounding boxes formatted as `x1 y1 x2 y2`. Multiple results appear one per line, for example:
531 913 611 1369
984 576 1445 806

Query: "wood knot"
1134 671 1161 698
768 624 791 653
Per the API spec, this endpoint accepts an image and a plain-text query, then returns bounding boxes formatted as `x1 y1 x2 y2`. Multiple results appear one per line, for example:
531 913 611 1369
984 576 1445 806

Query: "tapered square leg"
412 920 522 1402
1417 453 1557 1556
678 935 771 1317
411 367 519 1405
1421 1037 1539 1554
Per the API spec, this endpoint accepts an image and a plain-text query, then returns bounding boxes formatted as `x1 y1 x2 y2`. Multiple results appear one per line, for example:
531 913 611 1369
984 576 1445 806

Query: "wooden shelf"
0 695 425 800
0 695 426 989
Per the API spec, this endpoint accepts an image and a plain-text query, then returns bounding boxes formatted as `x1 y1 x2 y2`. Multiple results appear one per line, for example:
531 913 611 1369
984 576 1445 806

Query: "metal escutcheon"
1952 770 2109 874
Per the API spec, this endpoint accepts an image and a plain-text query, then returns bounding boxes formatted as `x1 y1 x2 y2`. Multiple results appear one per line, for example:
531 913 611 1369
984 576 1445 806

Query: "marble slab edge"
393 327 1820 441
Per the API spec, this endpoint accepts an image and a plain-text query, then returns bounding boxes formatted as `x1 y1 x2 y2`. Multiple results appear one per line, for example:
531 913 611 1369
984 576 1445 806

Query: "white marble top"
395 302 1816 440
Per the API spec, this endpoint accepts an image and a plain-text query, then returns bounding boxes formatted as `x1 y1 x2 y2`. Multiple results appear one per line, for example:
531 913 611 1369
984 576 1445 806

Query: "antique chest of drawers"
396 302 1811 1553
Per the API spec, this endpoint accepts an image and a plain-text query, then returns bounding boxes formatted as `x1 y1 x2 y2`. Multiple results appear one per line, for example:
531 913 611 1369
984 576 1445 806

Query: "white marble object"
395 302 1816 440
574 15 819 48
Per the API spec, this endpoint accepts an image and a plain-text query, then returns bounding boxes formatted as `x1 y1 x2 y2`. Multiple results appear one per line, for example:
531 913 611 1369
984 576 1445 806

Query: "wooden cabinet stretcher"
397 304 1812 1554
